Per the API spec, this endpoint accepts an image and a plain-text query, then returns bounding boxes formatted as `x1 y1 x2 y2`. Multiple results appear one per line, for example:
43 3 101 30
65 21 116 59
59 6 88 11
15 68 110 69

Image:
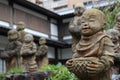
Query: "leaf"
39 64 77 80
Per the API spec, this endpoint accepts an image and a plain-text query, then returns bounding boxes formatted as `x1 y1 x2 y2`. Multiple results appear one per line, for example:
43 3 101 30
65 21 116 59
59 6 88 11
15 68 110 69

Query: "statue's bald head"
82 8 106 25
73 3 85 16
24 34 34 43
17 21 25 31
39 37 46 45
8 29 17 35
80 9 106 36
73 3 85 9
8 29 18 41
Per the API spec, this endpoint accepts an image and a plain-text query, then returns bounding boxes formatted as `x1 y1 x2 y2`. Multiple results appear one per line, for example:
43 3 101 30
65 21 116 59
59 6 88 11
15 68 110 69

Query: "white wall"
0 35 8 50
50 23 58 40
48 46 55 58
0 35 8 73
0 59 5 73
60 48 72 59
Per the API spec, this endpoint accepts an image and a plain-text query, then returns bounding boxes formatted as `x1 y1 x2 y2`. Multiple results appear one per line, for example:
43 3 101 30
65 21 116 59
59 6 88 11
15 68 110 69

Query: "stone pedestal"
5 71 52 80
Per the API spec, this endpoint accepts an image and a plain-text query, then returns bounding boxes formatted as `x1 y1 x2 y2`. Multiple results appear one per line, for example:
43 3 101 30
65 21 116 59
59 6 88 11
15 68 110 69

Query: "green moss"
7 67 25 74
101 0 120 30
39 64 78 80
0 73 5 80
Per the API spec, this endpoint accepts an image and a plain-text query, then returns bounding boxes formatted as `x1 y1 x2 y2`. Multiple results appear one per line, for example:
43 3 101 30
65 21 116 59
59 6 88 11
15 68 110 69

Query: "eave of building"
61 13 74 19
11 0 62 20
0 26 71 48
0 26 9 36
4 0 116 48
4 0 72 48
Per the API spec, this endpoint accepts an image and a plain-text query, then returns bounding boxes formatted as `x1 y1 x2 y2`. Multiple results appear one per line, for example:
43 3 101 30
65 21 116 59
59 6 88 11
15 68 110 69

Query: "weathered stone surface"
0 30 22 72
36 37 48 68
20 34 38 72
5 71 52 80
66 8 114 80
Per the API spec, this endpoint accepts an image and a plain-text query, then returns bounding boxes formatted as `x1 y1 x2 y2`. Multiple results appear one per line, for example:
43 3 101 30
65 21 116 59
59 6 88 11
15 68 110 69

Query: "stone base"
5 71 52 80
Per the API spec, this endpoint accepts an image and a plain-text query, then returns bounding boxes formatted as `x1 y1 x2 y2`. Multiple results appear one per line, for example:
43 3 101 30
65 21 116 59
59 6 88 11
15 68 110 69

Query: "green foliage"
101 0 120 30
7 67 25 74
0 73 5 80
40 64 78 80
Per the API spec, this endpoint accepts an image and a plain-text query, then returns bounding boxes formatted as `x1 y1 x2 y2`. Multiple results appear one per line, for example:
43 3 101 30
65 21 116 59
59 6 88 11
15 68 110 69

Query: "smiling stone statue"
66 8 114 80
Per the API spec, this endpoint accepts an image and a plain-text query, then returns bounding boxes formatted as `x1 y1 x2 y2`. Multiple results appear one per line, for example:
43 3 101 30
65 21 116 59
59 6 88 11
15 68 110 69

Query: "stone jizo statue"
66 8 114 80
106 12 120 61
0 30 22 72
69 3 85 54
20 34 37 72
114 12 120 30
16 21 26 43
106 13 120 71
113 12 120 45
36 37 48 68
106 29 120 54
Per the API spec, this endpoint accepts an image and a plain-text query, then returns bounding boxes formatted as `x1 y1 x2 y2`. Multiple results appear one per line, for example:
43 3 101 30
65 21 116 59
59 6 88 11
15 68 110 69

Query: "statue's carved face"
111 35 119 44
8 30 18 41
74 7 85 16
39 38 46 45
107 29 119 44
80 9 105 36
17 22 25 31
116 16 120 28
24 34 33 43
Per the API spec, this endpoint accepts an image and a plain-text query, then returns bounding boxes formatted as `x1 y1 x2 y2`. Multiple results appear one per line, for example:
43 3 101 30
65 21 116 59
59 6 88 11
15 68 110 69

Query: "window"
0 50 5 73
50 23 58 40
83 1 92 6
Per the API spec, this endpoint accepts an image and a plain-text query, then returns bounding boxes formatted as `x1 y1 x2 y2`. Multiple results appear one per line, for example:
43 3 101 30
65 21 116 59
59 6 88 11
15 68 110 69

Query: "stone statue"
106 29 120 77
114 12 120 44
107 12 120 61
69 3 85 54
66 8 114 80
106 13 120 73
106 29 120 54
16 21 26 43
20 34 38 72
0 30 22 72
36 37 48 68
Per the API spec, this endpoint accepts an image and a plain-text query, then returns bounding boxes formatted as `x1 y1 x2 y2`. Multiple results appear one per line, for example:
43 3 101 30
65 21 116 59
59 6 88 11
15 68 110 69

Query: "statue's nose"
82 22 89 29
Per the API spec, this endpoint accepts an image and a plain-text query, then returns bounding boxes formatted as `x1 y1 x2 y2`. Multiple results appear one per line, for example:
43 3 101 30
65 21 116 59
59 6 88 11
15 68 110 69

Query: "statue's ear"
102 22 106 30
103 22 106 27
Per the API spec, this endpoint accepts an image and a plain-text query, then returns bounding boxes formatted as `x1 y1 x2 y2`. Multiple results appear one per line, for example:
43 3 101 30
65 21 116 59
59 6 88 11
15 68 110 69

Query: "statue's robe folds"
67 32 115 80
1 41 22 72
69 16 82 54
20 42 38 72
36 45 48 68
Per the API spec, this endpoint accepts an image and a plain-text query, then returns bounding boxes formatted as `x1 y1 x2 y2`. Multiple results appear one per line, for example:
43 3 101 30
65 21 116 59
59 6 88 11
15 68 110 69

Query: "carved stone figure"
20 34 37 72
66 8 114 80
106 16 120 73
106 29 120 54
36 37 48 68
107 12 120 64
113 12 120 45
0 30 22 72
16 21 26 43
69 3 85 54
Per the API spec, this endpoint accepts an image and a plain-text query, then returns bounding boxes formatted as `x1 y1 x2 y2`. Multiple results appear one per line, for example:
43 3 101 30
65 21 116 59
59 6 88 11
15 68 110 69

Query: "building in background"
0 0 116 73
26 0 115 15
